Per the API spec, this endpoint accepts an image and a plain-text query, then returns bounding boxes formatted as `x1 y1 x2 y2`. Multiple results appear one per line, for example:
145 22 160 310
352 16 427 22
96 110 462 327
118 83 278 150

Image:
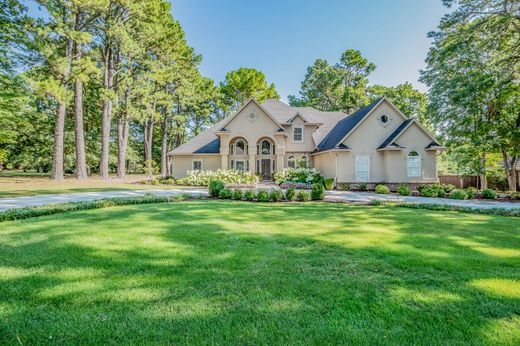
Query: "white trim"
192 159 203 171
355 155 369 182
293 126 303 143
407 151 421 178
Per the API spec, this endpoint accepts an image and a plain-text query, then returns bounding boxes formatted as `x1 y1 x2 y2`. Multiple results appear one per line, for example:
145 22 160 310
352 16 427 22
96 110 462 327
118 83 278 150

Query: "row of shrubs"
209 180 325 202
371 182 498 200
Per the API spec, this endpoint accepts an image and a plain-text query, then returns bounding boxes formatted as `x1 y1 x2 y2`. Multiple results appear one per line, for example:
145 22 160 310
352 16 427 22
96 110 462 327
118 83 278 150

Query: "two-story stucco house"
169 97 445 188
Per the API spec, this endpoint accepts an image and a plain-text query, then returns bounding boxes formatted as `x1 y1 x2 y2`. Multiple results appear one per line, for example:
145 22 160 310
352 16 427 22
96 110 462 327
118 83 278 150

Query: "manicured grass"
0 201 519 344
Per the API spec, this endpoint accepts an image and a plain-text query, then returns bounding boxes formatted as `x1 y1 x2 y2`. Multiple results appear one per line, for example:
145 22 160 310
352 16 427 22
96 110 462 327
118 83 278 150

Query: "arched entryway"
256 137 275 180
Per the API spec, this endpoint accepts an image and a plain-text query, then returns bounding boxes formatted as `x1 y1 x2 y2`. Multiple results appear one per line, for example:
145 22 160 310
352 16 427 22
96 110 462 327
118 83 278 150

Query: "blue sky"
170 0 448 101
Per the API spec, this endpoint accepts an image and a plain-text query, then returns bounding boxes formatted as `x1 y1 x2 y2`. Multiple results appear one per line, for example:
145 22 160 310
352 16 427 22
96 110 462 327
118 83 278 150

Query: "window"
261 140 271 155
230 144 234 155
272 160 276 172
192 160 202 171
246 160 249 171
256 160 260 173
293 126 303 142
355 156 369 182
257 144 260 155
235 160 245 172
288 156 296 169
407 151 421 177
235 139 245 155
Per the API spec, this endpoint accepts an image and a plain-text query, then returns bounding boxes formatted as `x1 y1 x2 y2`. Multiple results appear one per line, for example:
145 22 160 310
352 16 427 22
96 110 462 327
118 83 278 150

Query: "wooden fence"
439 175 480 189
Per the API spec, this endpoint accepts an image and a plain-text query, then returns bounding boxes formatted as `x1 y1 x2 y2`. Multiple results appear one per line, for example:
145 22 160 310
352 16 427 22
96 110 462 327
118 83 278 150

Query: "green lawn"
1 201 519 345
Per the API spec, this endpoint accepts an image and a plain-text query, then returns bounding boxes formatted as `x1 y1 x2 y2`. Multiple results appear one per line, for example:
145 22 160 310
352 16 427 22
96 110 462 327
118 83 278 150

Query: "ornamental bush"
269 189 283 202
311 183 325 200
420 187 438 198
232 189 243 200
256 190 270 202
324 178 334 190
176 169 258 186
285 188 296 201
297 190 311 202
357 183 368 191
436 188 446 198
209 180 225 198
481 188 496 199
218 188 232 199
274 168 323 185
244 189 256 201
398 184 411 196
375 184 390 194
449 189 467 200
465 187 477 199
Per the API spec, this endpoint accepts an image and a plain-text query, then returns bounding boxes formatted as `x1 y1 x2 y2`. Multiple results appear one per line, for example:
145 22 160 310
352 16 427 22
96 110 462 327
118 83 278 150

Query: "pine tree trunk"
51 102 66 181
160 111 169 177
144 116 154 178
73 11 88 180
100 46 113 181
501 150 518 192
480 152 487 190
116 88 130 179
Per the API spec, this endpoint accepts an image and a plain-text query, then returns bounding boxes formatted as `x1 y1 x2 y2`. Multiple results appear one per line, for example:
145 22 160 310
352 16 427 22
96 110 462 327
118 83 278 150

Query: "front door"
261 159 271 180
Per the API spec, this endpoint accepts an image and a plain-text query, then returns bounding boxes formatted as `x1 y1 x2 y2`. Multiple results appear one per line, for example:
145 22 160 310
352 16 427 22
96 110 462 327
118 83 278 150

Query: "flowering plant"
176 169 258 186
274 167 323 185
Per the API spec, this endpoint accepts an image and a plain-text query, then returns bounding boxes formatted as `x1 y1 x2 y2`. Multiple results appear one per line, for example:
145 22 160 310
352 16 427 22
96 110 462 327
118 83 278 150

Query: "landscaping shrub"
510 192 520 200
324 178 334 190
274 168 323 185
342 183 350 191
176 169 258 186
244 189 256 201
296 190 311 202
269 189 283 202
159 177 174 185
357 183 368 191
420 187 438 198
395 202 520 217
150 178 160 185
465 187 477 199
436 189 446 198
398 184 411 196
449 189 467 200
256 190 270 202
209 180 225 198
310 183 325 200
285 188 296 201
232 189 243 200
218 188 232 199
481 188 496 199
375 184 390 194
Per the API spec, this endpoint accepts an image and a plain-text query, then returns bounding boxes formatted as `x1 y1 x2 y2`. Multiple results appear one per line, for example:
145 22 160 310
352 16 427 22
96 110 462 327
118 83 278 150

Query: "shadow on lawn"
0 201 519 344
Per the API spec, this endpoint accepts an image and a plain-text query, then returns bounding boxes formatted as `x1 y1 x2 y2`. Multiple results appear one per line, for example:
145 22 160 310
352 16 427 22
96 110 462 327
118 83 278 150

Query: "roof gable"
219 99 286 132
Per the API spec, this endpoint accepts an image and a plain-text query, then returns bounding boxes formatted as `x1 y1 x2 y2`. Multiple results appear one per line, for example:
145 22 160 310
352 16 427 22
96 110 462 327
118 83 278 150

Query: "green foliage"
177 169 258 186
481 188 497 199
232 188 243 200
375 184 390 194
269 189 283 202
510 192 520 200
209 180 225 198
243 189 255 201
296 190 311 202
398 184 411 196
324 178 334 190
449 189 468 200
274 168 323 185
310 183 325 200
342 183 350 191
395 202 520 217
357 183 367 192
159 177 174 185
256 190 270 202
465 187 478 199
218 188 232 199
285 188 296 201
420 187 438 198
150 178 160 185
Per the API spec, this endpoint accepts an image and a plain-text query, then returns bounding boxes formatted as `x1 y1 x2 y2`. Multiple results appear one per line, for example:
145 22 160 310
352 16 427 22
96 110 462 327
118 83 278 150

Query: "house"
168 97 445 188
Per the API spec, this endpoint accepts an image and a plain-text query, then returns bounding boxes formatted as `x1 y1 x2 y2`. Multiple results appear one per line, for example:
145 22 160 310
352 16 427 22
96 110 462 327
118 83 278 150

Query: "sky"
170 0 449 102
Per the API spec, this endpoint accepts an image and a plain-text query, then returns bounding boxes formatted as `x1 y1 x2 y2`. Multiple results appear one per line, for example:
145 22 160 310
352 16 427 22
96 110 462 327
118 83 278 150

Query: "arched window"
407 151 421 177
261 140 271 155
298 156 308 168
288 156 296 169
231 138 247 155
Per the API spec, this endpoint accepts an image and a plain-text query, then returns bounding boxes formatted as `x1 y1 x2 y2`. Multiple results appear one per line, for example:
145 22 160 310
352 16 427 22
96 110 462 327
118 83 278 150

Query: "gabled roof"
377 118 415 150
194 138 220 154
317 98 383 152
219 98 286 132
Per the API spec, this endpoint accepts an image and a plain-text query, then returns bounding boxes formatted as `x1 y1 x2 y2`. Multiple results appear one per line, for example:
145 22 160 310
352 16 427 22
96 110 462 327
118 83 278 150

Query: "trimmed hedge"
256 190 270 202
481 188 497 199
269 189 283 202
311 183 325 200
394 202 520 217
375 184 390 194
398 184 411 196
209 180 225 198
244 189 256 201
232 189 243 200
297 190 311 202
285 188 296 201
449 189 467 200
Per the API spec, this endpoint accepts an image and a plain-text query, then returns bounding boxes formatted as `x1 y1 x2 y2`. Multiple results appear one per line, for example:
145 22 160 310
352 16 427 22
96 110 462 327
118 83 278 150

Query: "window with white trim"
235 139 245 155
288 156 296 169
235 160 245 172
355 156 369 182
293 126 303 142
192 160 202 171
407 151 421 177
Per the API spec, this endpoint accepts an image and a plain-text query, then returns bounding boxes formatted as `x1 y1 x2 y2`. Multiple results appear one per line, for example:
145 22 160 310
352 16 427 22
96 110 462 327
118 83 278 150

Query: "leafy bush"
218 188 232 199
159 177 175 185
481 188 496 199
375 184 390 194
510 192 520 200
395 202 520 217
296 190 311 202
398 184 411 196
311 183 325 200
436 189 446 198
209 180 225 198
418 183 454 194
269 189 283 202
176 169 258 186
465 187 477 199
449 189 467 200
420 187 438 198
285 188 296 201
256 190 270 202
324 178 334 190
244 189 256 201
342 183 350 191
274 168 323 185
357 183 368 191
232 189 243 200
150 178 160 185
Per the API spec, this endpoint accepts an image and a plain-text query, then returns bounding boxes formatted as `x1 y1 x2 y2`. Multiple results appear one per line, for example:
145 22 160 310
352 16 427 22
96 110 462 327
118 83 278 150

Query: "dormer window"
293 126 303 142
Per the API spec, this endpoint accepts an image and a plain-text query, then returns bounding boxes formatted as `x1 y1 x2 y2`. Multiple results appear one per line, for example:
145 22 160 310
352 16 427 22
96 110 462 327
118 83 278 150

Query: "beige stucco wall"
171 155 221 178
283 116 318 153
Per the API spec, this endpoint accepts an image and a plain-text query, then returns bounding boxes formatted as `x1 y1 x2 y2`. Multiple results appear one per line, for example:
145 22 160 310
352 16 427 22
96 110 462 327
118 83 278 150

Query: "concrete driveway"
1 187 519 211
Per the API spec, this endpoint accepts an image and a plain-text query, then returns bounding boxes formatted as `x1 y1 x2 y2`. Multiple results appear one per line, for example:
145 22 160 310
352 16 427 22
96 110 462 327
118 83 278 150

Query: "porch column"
249 154 255 173
221 154 228 170
276 154 284 172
